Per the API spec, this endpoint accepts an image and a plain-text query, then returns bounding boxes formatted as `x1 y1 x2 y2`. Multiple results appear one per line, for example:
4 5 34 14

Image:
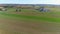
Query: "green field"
0 8 60 34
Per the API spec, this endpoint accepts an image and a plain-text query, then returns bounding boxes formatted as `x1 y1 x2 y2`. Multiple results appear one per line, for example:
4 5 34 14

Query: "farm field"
0 8 60 34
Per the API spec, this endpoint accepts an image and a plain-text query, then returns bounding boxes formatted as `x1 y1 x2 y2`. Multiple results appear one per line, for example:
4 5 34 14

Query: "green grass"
0 11 60 22
0 8 60 33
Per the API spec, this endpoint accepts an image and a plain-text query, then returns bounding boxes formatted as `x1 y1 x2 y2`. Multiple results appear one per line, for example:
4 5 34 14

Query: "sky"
0 0 60 5
0 0 20 4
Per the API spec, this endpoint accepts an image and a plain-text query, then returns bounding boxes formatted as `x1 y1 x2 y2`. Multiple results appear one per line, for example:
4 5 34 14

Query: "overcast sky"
0 0 60 5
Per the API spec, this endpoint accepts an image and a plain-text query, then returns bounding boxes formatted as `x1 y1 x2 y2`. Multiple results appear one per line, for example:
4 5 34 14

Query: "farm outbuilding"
0 7 7 11
35 7 50 12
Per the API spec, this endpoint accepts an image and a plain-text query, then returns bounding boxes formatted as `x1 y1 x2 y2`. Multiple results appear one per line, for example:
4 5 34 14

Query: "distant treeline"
0 4 60 8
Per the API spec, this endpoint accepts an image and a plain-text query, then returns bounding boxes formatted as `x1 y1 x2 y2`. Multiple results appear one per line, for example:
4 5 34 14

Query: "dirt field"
0 17 60 34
